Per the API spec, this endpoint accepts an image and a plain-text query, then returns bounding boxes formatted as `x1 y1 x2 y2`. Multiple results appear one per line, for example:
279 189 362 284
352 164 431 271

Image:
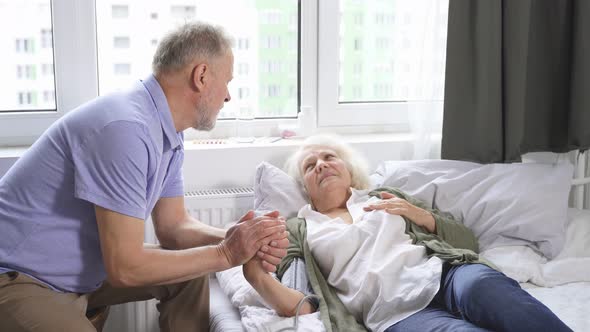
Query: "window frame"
317 0 410 128
1 0 446 146
0 0 98 146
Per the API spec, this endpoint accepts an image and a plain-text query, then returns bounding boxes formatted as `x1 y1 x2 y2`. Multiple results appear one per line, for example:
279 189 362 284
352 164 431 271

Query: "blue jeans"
385 263 572 332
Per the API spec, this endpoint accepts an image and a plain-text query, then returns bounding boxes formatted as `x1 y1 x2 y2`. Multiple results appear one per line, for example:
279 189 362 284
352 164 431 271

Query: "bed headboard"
570 150 590 209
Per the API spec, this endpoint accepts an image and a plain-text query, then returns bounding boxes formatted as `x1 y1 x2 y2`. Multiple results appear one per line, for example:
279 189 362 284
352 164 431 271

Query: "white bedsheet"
215 267 325 332
523 282 590 332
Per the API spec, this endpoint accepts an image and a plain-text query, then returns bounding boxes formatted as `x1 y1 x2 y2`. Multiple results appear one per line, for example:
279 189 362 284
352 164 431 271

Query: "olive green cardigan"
276 187 494 332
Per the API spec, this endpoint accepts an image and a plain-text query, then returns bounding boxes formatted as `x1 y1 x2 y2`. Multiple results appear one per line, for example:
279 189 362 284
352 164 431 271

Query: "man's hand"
255 211 289 272
217 210 286 268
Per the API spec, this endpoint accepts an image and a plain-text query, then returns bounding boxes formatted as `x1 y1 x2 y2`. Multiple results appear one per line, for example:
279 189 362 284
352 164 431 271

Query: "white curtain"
401 0 448 160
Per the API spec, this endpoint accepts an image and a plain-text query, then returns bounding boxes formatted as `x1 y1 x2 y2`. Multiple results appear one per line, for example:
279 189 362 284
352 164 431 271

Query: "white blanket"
215 266 325 332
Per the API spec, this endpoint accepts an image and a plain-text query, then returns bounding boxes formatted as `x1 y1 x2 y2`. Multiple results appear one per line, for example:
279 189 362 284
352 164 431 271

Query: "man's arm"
151 196 290 272
151 196 226 249
95 205 286 287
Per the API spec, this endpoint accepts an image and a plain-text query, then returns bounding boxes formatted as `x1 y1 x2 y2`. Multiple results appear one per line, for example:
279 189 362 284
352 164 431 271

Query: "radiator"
104 188 254 332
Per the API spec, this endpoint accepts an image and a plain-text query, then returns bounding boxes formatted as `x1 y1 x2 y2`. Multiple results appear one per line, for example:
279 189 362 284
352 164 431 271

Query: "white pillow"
374 159 573 259
254 162 308 218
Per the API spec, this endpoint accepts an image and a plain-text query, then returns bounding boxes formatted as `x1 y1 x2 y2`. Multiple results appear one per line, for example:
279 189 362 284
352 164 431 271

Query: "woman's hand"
363 192 437 233
243 256 269 285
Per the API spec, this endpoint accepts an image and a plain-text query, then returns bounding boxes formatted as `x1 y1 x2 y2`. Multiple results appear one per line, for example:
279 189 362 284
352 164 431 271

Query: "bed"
209 158 590 332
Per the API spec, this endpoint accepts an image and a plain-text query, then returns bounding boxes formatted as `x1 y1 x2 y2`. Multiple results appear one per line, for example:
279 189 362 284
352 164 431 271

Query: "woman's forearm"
246 272 316 316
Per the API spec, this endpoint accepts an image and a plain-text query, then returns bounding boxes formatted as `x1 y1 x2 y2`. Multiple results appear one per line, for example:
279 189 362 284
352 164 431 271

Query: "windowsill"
0 146 28 159
0 132 426 190
184 132 414 150
0 132 414 157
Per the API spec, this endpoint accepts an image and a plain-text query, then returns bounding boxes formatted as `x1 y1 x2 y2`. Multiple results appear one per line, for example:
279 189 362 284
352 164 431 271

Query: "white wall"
0 135 424 189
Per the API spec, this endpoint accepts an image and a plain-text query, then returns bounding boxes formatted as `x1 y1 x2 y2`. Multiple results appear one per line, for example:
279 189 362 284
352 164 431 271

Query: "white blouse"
299 189 443 332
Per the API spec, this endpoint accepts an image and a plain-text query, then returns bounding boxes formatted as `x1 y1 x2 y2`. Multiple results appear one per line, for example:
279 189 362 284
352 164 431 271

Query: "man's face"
193 51 233 131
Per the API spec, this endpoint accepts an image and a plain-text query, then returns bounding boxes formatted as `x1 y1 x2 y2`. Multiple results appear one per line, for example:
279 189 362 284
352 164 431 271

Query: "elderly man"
0 22 287 332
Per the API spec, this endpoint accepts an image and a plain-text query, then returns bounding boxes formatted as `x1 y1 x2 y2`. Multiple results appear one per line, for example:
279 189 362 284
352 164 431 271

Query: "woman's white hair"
284 135 371 194
152 21 234 75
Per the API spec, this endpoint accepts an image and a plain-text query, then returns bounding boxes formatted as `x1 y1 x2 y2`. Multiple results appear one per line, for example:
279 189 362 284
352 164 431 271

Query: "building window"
114 63 131 75
171 5 196 20
237 38 250 50
266 85 281 98
41 63 54 76
16 66 23 79
353 38 362 51
238 87 249 99
263 35 281 49
112 5 129 19
237 63 249 75
113 36 130 48
43 90 55 103
15 38 34 53
17 92 36 106
41 29 52 48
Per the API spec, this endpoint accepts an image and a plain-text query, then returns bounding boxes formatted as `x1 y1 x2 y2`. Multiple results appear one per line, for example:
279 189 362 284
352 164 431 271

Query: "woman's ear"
191 63 208 92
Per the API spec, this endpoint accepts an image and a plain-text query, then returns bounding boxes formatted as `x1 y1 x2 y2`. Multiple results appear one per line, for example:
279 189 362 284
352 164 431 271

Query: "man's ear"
191 63 208 92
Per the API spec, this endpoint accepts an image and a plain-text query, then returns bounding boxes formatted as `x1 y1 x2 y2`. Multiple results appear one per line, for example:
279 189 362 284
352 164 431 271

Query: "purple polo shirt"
0 75 184 293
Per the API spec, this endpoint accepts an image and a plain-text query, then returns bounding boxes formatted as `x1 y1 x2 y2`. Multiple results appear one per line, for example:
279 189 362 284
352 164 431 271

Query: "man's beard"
193 102 217 131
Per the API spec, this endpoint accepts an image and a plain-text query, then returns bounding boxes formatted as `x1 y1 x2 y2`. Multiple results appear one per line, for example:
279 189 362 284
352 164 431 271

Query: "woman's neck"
313 188 351 215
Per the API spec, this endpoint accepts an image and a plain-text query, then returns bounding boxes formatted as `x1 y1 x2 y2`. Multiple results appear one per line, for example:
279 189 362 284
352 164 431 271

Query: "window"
114 63 131 75
113 36 130 48
17 92 37 106
237 38 250 50
112 5 128 19
318 0 448 126
41 63 54 76
1 0 56 115
262 35 282 49
1 0 448 145
238 87 249 99
95 0 299 120
15 38 35 53
170 5 196 20
40 29 53 48
237 63 249 75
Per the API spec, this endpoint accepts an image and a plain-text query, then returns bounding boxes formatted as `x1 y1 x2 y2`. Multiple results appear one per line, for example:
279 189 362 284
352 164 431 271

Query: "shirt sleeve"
72 122 152 219
279 258 320 310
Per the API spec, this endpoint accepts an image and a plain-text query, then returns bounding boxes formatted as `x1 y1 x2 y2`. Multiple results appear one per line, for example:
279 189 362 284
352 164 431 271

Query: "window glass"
0 0 56 112
96 0 299 119
338 0 448 103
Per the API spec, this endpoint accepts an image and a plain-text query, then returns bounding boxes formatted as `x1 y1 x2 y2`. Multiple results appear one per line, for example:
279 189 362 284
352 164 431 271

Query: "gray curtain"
442 0 590 163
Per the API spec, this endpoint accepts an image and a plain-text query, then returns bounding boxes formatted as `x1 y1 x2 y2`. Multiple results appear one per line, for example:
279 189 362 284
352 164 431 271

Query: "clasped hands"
363 192 437 233
218 210 289 275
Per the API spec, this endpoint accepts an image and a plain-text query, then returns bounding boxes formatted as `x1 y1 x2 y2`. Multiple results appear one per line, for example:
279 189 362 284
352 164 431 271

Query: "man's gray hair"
284 134 371 193
152 21 234 75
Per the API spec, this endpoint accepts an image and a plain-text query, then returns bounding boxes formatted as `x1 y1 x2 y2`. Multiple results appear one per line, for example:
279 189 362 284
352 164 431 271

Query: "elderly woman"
243 135 570 332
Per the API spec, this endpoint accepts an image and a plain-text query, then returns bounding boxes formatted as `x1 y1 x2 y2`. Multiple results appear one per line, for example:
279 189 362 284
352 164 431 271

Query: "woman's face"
300 146 352 202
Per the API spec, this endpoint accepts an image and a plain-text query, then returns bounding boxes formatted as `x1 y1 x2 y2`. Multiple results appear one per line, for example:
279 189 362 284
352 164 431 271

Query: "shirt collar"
141 74 182 151
297 188 375 222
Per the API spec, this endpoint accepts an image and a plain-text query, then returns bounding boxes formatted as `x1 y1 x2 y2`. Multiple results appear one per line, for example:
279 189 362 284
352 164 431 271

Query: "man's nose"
225 91 231 102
